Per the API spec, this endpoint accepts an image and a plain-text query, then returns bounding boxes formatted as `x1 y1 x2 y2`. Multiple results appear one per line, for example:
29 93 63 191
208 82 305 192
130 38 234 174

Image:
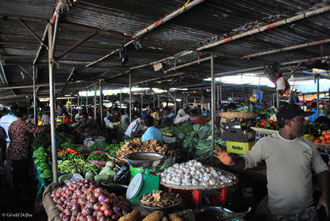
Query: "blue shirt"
141 126 163 143
308 109 324 122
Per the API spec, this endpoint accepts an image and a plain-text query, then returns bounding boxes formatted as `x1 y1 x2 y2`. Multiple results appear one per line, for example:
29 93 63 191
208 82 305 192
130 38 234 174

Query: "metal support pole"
141 93 144 113
77 95 80 114
94 87 97 119
216 85 220 112
317 75 320 118
276 91 280 108
70 98 73 121
48 24 58 183
174 93 177 114
32 65 37 125
210 55 215 166
99 82 104 127
153 94 156 110
272 93 275 107
120 92 122 109
86 90 88 113
129 74 132 123
158 95 160 108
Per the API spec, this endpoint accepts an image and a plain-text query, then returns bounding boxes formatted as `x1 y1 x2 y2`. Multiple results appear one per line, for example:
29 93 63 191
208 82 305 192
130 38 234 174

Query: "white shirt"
0 114 18 142
104 117 114 129
124 118 143 138
242 132 328 215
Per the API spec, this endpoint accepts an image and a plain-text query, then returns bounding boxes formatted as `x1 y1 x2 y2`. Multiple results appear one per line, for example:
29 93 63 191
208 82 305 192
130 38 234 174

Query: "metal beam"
85 0 205 68
0 81 94 90
33 65 37 125
19 19 48 49
66 67 75 82
211 55 215 165
56 31 98 61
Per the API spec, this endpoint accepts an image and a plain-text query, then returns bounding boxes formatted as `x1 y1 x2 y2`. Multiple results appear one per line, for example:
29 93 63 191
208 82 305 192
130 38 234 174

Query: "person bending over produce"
122 113 147 141
8 107 49 198
174 109 190 125
141 115 163 143
214 104 329 220
73 112 100 135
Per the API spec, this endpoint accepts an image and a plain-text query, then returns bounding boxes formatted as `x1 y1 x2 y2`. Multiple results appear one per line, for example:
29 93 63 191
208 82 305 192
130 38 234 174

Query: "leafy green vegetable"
87 153 109 161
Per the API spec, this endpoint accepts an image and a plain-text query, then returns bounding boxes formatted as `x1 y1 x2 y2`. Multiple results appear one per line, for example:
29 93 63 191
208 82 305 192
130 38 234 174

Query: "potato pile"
116 139 174 159
119 210 183 221
140 190 180 208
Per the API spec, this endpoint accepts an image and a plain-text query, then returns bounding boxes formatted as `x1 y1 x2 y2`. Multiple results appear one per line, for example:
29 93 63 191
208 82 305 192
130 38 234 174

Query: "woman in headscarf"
174 109 190 125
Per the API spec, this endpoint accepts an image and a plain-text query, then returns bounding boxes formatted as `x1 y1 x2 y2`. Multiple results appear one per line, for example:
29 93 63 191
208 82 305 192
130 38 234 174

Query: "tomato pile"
314 130 330 144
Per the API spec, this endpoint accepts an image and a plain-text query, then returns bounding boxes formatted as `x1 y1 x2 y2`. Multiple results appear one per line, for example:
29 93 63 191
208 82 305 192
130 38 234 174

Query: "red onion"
94 188 102 193
93 203 101 211
82 207 92 216
86 215 95 221
104 208 113 217
85 202 93 210
92 211 98 217
100 204 109 212
98 216 106 221
59 213 64 219
89 197 97 204
97 211 104 217
104 198 111 203
98 194 106 202
111 215 118 220
86 193 93 201
94 192 100 198
72 210 79 217
62 215 70 221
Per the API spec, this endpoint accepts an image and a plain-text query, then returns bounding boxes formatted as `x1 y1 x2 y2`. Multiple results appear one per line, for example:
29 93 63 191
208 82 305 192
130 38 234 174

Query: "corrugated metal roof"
0 0 330 104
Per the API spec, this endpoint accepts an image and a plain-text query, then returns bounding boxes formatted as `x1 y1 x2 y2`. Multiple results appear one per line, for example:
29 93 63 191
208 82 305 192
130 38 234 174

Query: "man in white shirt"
0 105 18 142
123 113 147 141
214 104 329 220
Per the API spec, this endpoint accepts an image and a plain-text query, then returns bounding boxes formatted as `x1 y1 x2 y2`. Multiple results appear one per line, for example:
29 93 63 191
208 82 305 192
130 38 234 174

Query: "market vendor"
160 107 176 127
62 112 71 124
189 109 201 124
220 103 237 124
141 115 163 143
122 113 147 141
174 109 190 125
214 104 329 220
8 107 49 198
73 112 101 135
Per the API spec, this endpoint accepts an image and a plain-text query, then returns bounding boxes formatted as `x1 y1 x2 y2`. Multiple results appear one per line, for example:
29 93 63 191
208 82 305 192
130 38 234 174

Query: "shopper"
189 109 201 124
174 109 190 125
160 107 175 127
0 105 18 142
141 116 163 143
214 104 329 220
0 126 7 175
62 112 71 124
308 102 324 122
8 107 49 197
324 102 330 119
123 113 147 141
41 108 50 125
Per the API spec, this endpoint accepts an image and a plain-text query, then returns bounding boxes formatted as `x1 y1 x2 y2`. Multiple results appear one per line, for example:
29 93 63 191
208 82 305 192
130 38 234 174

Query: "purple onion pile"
51 179 130 221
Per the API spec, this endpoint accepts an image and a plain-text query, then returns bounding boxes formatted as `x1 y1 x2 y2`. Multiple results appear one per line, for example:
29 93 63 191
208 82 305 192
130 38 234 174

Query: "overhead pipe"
99 81 104 127
196 5 330 52
0 80 94 90
85 0 205 68
94 86 97 119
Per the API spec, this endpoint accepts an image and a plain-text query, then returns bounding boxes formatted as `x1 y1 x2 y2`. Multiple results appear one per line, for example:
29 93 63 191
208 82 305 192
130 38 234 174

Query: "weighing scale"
125 152 164 204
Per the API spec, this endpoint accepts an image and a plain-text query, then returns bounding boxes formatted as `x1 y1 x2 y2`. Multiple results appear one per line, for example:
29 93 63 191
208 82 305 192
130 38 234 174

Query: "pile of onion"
50 179 130 221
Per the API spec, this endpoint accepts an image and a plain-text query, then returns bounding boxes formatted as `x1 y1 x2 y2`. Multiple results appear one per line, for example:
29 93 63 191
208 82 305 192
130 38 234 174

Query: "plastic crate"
226 141 255 154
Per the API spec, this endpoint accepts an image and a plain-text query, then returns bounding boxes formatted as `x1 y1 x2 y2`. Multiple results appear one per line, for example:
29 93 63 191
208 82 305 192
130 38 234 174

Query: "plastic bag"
113 165 130 185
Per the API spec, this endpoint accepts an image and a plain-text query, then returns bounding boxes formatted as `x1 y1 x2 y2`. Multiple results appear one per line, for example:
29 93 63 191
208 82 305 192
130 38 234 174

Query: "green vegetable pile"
182 122 226 163
86 141 108 152
58 159 100 175
161 122 193 139
58 152 85 160
33 146 52 181
104 143 122 157
87 153 109 161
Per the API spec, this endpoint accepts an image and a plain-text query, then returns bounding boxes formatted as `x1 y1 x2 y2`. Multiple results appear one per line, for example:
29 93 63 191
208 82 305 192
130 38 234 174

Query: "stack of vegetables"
257 120 279 130
233 105 277 123
182 122 226 163
33 146 52 181
86 141 122 158
160 122 193 139
314 130 330 144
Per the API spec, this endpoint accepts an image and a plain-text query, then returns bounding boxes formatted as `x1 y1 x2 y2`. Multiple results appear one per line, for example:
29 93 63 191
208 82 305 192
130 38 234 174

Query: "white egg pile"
160 160 235 187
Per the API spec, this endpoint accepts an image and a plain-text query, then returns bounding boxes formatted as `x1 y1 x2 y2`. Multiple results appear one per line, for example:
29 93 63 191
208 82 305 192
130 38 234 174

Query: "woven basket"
219 112 259 120
250 127 278 135
160 168 238 190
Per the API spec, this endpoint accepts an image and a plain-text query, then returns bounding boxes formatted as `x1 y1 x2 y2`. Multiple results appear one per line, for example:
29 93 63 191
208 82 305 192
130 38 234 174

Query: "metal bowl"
138 195 181 213
194 206 247 221
124 152 164 169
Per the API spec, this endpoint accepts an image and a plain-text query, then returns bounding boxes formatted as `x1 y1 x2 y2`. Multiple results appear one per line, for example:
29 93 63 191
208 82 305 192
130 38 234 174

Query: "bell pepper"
260 120 267 127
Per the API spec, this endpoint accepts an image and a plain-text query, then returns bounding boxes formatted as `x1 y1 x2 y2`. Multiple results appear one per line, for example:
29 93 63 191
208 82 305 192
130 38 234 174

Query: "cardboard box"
226 141 255 154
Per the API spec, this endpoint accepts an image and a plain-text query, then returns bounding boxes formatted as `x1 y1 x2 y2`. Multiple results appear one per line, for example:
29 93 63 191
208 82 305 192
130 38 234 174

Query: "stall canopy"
0 0 330 105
